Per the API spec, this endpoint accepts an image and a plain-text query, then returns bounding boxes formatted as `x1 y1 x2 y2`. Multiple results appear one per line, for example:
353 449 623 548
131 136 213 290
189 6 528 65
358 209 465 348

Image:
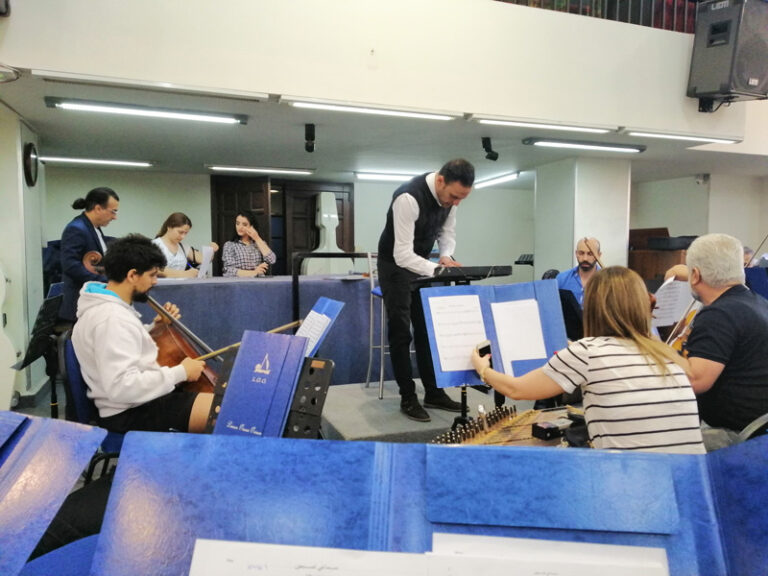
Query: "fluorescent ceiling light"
626 131 738 144
522 137 645 154
208 165 314 176
477 119 611 134
39 156 153 167
355 172 418 182
32 70 269 100
45 97 247 125
474 172 520 189
288 101 455 121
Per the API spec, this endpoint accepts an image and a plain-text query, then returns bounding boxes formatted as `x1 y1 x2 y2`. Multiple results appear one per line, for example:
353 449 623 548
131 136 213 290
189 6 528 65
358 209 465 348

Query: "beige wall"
45 167 213 248
0 0 744 141
631 177 709 237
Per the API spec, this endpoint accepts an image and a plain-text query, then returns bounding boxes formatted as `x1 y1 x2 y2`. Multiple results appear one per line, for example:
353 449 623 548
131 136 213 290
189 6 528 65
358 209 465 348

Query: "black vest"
378 173 451 263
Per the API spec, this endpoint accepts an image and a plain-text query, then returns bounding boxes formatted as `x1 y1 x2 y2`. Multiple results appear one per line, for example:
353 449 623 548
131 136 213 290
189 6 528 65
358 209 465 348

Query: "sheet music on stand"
294 297 344 357
652 278 700 328
196 245 214 278
295 310 331 356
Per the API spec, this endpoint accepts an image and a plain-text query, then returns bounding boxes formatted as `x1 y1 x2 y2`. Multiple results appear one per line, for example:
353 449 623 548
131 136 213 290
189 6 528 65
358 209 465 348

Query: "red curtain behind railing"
496 0 696 34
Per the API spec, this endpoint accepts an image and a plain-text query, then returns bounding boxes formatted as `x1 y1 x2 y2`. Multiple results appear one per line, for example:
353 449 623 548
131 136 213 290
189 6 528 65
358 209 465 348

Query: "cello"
146 295 218 393
82 251 218 393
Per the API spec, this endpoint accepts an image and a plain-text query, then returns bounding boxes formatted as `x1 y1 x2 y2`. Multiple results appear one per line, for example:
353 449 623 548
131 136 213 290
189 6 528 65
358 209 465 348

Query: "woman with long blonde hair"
471 266 705 453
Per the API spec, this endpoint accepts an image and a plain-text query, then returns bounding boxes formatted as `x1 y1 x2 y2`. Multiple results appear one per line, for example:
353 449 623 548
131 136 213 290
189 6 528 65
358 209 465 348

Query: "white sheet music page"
189 539 428 576
431 533 669 576
295 310 331 356
652 277 698 328
428 294 486 372
490 299 547 376
196 245 214 279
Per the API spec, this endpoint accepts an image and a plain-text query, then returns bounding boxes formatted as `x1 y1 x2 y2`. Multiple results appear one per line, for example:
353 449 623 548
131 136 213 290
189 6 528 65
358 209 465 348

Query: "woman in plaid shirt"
222 210 276 277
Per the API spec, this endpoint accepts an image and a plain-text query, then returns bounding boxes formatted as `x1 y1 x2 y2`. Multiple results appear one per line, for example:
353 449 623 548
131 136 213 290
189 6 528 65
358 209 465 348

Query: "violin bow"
747 230 768 268
664 297 698 346
147 295 215 354
583 238 604 269
194 319 302 362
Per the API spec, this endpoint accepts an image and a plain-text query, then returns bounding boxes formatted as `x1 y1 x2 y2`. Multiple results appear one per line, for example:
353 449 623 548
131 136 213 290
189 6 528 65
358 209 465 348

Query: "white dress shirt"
391 172 457 277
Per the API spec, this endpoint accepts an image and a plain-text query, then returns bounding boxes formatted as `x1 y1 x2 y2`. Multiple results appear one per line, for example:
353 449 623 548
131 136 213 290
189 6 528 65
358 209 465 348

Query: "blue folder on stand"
91 433 768 576
212 298 342 439
420 279 567 388
0 412 105 576
213 330 307 438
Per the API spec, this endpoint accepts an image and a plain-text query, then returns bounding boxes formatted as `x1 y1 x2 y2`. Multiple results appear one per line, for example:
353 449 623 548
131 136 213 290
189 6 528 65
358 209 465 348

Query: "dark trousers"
377 259 439 400
29 476 113 560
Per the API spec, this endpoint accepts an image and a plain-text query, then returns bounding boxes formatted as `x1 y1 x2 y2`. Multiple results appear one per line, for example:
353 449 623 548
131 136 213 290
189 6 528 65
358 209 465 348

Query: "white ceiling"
3 71 768 187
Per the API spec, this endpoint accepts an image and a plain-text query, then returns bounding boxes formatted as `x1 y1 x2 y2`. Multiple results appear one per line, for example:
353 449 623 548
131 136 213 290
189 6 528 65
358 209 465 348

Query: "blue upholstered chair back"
62 335 124 470
64 338 99 425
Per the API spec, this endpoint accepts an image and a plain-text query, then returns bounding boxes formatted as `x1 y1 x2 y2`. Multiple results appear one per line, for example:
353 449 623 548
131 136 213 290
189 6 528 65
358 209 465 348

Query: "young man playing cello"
72 234 214 434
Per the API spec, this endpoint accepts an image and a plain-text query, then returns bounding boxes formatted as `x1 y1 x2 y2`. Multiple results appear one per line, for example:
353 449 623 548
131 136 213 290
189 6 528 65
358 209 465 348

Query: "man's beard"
579 260 596 271
133 289 150 303
690 286 701 302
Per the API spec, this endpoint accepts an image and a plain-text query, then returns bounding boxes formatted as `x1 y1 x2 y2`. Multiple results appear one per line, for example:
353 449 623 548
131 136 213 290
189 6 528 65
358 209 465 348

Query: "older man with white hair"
683 233 768 440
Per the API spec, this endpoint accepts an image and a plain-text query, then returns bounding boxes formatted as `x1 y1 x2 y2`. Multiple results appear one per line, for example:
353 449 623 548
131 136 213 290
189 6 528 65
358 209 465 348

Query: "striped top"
542 336 705 454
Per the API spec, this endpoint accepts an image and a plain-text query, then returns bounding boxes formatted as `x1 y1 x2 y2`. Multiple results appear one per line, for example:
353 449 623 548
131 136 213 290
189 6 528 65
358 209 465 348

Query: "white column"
535 157 631 278
0 104 46 408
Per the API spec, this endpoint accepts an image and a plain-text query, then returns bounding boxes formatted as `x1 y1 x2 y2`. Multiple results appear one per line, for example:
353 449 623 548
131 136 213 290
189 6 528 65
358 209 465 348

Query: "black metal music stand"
451 384 473 431
13 295 63 419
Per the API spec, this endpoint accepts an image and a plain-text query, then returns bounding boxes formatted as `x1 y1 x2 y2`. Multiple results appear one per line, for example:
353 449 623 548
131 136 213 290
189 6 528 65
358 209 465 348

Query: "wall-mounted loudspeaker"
687 0 768 104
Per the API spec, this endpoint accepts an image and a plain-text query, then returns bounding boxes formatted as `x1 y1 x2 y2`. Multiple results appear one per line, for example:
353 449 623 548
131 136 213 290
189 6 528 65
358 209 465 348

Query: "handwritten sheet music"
189 539 428 576
295 310 331 357
428 295 486 372
196 245 214 279
189 536 669 576
490 299 546 376
652 278 698 328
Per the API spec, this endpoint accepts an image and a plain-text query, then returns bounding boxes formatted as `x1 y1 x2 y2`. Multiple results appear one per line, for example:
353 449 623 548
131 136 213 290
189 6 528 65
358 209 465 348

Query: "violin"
665 300 698 358
83 250 105 275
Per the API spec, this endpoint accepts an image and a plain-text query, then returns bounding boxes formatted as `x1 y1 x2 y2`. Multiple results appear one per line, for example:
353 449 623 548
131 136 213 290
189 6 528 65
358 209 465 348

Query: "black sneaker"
423 392 462 412
400 397 431 422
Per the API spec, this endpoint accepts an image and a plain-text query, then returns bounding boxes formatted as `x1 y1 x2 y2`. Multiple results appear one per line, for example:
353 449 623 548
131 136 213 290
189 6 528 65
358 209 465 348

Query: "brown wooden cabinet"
628 249 686 282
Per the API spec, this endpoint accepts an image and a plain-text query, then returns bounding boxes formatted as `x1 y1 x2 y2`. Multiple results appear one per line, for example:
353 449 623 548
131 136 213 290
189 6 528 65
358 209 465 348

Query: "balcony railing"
496 0 697 33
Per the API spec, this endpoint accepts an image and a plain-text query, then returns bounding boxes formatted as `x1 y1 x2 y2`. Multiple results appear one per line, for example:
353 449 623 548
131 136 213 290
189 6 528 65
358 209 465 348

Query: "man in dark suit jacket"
59 187 120 322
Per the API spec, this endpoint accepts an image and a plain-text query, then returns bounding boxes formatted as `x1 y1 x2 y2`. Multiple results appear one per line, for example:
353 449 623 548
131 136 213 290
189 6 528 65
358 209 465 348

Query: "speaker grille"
688 0 768 100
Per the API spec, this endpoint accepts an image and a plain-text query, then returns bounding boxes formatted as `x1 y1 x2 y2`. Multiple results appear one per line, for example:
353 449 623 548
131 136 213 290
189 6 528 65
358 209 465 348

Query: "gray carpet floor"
321 380 534 443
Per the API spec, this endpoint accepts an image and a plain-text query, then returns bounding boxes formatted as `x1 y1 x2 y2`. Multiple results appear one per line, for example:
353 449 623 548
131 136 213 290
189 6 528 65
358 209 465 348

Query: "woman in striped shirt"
471 266 705 454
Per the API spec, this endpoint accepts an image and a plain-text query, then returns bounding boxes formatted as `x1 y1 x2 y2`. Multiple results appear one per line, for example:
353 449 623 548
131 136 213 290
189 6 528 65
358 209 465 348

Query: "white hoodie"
72 282 187 418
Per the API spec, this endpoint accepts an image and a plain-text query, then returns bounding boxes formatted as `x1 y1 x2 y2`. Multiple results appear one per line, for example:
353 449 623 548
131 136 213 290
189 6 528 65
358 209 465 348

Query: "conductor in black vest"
377 159 474 422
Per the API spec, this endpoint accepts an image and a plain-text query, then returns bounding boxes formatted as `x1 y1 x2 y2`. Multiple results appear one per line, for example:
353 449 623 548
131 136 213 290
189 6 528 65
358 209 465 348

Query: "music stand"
13 295 63 418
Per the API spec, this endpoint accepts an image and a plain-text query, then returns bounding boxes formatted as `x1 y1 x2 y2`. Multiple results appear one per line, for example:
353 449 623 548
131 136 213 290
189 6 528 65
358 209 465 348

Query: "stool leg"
365 292 375 387
378 298 385 400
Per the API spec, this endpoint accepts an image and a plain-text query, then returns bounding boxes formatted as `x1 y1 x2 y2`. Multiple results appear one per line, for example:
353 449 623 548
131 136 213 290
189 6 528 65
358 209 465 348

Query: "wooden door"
210 177 354 276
